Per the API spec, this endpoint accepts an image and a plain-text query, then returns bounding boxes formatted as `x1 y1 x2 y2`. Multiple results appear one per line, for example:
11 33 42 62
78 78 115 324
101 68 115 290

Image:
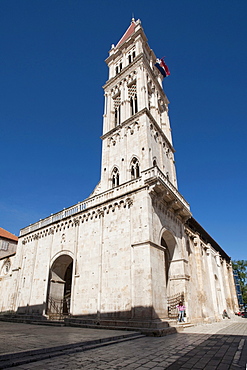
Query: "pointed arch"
46 253 74 319
128 82 138 116
160 228 176 290
111 167 120 188
130 157 140 179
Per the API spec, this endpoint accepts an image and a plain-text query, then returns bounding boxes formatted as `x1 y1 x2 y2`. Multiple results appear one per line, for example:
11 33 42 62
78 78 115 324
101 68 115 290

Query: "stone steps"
0 332 144 368
0 314 178 336
66 320 177 336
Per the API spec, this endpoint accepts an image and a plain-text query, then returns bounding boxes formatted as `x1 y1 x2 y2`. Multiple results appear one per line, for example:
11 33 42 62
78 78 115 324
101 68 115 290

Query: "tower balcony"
143 166 191 221
20 166 190 237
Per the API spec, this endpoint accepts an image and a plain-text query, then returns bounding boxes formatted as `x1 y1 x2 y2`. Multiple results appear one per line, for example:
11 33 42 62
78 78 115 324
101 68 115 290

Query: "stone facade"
0 19 238 324
0 228 18 312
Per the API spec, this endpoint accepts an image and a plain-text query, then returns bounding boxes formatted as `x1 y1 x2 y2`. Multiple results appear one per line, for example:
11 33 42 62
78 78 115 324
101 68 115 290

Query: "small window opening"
114 95 121 126
131 157 140 179
112 167 120 188
128 83 138 116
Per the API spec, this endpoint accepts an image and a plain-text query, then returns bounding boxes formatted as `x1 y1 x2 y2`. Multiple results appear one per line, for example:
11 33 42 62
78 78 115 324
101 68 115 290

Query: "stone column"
193 235 205 318
222 259 233 310
226 262 239 312
97 210 105 319
70 218 80 315
205 244 219 318
215 253 226 314
121 79 128 122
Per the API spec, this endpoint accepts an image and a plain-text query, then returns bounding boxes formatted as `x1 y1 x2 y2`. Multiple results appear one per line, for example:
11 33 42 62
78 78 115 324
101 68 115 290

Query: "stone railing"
20 166 189 237
142 166 190 210
19 178 143 237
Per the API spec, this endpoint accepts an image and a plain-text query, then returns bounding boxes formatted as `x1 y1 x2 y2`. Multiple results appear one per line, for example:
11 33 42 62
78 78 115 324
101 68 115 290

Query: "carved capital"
73 217 80 226
48 227 54 235
126 197 133 207
185 229 195 240
97 209 104 217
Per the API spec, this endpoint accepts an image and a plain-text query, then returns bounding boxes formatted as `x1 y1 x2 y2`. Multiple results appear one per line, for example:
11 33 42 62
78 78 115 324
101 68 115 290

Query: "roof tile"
0 227 18 241
116 20 136 47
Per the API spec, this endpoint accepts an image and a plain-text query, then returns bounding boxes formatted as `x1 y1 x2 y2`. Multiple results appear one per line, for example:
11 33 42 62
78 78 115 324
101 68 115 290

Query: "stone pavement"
0 318 247 369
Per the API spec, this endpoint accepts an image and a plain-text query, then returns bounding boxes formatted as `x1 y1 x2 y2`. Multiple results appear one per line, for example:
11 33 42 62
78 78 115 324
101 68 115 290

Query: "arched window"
128 83 138 116
130 157 140 179
112 167 120 188
113 95 121 126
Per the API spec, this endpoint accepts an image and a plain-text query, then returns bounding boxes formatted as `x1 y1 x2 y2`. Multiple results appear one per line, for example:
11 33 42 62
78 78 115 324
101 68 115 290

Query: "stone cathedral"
0 20 238 331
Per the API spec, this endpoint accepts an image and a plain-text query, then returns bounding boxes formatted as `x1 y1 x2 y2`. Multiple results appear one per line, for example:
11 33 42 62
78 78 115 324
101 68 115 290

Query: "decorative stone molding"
170 274 190 281
97 209 104 217
48 227 55 235
73 217 80 226
185 228 196 240
125 197 133 207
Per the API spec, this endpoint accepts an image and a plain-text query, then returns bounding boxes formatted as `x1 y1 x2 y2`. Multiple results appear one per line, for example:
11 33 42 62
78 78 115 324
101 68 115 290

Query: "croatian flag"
155 58 170 77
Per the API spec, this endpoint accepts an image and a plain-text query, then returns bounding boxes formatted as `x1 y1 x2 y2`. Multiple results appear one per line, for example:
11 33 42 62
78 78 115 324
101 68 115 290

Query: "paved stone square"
1 319 247 369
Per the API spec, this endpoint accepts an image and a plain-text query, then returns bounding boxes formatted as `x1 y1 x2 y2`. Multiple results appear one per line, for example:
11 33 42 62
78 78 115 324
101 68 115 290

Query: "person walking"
176 301 186 322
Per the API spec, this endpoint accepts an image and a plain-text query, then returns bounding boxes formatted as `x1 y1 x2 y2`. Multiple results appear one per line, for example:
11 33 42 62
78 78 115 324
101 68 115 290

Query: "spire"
116 18 137 47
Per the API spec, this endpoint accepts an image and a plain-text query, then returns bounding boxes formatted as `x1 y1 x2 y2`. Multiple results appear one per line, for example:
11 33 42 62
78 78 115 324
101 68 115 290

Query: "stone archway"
160 229 180 318
46 254 73 319
161 229 176 293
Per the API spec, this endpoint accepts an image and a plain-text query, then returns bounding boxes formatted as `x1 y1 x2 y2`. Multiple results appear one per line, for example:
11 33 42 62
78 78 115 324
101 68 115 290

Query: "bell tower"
95 19 178 196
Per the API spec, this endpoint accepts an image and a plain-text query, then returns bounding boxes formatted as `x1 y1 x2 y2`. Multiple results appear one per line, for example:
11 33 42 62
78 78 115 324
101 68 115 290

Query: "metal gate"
167 292 184 318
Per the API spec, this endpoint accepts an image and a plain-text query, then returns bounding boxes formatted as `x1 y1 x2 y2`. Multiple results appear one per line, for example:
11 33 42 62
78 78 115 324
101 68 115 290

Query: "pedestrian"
223 309 230 319
176 301 186 322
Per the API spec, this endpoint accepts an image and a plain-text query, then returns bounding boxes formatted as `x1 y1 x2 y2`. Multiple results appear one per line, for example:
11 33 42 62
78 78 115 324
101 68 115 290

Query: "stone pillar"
222 259 233 310
97 210 105 319
205 244 219 318
121 80 128 122
226 262 239 312
215 253 226 314
193 235 205 318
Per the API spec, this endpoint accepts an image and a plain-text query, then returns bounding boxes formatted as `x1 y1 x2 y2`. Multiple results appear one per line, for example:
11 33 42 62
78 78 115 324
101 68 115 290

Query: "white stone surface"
0 19 239 323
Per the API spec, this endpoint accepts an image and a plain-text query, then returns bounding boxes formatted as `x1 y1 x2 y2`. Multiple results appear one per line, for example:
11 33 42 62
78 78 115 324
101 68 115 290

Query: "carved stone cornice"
125 197 133 207
185 228 196 240
169 274 190 281
48 227 55 235
97 209 104 217
73 217 80 226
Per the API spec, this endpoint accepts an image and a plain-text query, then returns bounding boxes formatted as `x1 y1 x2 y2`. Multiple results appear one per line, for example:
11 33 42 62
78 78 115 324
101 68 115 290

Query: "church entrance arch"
46 254 73 319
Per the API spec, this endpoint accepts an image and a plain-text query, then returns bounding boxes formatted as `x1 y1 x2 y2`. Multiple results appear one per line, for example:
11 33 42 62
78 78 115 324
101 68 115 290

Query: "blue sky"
0 0 246 260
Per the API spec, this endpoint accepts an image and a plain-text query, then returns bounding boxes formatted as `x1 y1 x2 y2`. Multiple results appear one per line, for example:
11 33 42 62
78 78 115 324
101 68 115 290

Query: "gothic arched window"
130 157 140 179
113 95 121 126
128 83 138 116
112 167 120 188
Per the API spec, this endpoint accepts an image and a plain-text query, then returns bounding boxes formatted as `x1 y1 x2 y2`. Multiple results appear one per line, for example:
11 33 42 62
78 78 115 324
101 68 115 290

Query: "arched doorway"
161 230 176 291
46 254 73 320
160 229 181 318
